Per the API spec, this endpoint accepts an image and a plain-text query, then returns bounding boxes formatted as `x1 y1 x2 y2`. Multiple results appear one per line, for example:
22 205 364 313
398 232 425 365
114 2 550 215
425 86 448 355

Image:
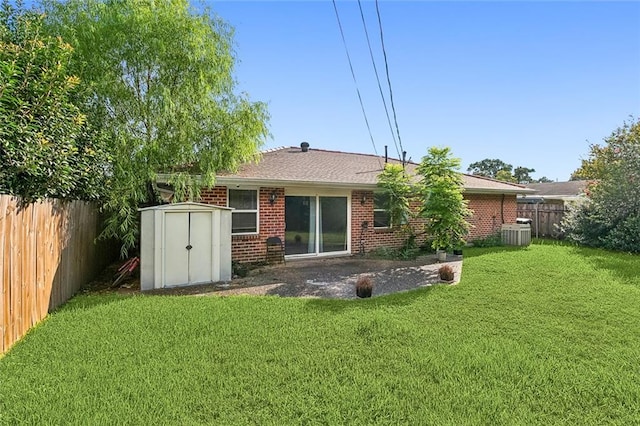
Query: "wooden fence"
0 195 115 355
517 202 567 238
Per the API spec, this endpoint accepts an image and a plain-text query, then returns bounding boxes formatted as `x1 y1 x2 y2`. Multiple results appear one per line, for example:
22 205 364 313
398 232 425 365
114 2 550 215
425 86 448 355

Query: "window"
373 193 391 228
228 189 258 234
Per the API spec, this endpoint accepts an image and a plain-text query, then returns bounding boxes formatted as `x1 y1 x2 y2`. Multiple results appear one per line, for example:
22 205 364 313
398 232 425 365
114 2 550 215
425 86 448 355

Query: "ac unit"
501 224 531 246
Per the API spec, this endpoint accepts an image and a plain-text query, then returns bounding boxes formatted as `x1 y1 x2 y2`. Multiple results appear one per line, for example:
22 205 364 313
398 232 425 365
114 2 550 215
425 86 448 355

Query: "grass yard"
1 243 640 424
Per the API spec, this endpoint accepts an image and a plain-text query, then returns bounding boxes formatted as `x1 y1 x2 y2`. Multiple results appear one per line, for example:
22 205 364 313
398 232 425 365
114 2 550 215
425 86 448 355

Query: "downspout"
501 194 505 224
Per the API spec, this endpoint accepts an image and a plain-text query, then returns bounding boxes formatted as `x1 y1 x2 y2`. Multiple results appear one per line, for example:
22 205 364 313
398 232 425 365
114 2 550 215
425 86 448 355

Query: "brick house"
167 144 533 263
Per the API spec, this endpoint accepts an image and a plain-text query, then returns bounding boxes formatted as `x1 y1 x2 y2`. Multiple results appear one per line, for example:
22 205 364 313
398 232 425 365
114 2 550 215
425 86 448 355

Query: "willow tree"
42 0 270 256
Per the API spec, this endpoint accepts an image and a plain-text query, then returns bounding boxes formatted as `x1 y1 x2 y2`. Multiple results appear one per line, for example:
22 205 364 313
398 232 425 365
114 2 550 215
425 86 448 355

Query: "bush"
470 233 504 248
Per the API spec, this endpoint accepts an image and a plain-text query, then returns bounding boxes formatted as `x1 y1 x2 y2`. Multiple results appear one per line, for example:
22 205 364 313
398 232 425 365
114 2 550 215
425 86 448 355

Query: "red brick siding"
203 186 517 262
466 194 517 239
199 187 227 206
200 186 285 263
354 191 518 252
351 191 426 253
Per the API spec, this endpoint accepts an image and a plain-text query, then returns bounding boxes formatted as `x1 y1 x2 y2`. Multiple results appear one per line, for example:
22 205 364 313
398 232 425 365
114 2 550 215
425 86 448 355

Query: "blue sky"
210 0 640 181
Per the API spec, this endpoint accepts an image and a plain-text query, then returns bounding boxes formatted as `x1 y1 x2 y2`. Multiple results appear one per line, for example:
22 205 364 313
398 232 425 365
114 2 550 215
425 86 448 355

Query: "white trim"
227 188 259 235
283 189 351 258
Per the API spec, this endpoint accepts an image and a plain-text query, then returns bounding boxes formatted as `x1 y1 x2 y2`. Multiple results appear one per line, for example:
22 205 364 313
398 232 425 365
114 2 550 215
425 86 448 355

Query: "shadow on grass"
569 246 640 285
56 292 137 313
463 245 530 259
303 284 439 314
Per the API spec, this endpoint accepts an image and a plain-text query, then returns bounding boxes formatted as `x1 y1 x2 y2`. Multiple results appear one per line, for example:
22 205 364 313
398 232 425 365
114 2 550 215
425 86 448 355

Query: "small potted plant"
438 265 455 283
356 275 373 298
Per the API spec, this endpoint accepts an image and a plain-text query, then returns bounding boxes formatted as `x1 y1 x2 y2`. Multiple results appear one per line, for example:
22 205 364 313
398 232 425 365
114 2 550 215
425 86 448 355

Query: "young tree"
376 163 413 227
417 147 472 251
42 0 270 256
0 1 107 201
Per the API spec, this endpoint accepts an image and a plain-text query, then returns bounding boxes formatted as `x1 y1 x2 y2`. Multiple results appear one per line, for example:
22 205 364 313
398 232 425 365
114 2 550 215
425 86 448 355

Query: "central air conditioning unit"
501 224 532 246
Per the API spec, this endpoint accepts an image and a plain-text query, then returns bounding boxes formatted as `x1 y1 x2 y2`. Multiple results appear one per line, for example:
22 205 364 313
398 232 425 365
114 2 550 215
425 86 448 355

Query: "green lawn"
1 243 640 424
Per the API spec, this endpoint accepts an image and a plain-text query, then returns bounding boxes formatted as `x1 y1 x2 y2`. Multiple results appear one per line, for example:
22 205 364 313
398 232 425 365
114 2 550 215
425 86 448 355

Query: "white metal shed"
139 203 232 291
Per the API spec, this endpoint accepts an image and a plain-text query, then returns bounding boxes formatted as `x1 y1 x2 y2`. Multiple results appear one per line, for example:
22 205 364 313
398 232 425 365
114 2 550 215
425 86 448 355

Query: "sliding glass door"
285 195 348 256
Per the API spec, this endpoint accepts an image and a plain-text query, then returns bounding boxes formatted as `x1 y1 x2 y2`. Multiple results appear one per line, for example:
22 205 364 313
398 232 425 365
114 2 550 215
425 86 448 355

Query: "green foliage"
467 158 512 178
42 0 270 256
470 232 504 248
571 144 616 181
416 147 472 250
376 163 414 240
513 166 535 183
468 158 547 183
495 169 516 183
0 1 107 201
2 244 640 424
563 118 640 253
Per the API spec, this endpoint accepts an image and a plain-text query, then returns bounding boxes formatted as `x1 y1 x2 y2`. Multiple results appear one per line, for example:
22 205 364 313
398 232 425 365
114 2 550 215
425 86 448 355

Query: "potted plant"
438 265 455 283
356 275 373 298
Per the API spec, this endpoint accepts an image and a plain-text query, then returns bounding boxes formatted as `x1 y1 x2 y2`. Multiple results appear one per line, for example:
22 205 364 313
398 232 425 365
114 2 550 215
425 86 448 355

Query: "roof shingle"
215 146 531 194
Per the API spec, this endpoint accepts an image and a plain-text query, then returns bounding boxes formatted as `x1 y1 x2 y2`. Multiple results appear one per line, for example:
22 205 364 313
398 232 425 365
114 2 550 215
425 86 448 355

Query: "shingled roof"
214 146 532 194
521 181 588 200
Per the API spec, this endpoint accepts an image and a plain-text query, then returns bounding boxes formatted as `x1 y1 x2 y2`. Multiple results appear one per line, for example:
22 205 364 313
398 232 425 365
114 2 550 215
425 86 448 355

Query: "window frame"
373 192 391 229
227 188 259 235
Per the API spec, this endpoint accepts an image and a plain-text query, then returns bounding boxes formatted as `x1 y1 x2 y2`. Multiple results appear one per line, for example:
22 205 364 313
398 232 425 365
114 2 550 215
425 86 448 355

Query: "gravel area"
148 254 463 299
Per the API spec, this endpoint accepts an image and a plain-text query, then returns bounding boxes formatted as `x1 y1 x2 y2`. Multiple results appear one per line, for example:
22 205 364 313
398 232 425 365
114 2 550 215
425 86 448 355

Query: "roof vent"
300 142 310 152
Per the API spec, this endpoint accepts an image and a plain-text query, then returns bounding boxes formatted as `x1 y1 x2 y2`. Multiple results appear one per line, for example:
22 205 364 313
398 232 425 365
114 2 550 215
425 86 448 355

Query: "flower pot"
437 251 447 262
453 249 463 256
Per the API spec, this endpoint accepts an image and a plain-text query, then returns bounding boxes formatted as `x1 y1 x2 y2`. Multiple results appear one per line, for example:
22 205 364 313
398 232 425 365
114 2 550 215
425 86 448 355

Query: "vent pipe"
300 142 310 152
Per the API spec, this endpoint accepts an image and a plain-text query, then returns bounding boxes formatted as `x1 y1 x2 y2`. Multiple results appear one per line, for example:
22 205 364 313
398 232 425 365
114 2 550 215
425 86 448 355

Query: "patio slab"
194 254 463 299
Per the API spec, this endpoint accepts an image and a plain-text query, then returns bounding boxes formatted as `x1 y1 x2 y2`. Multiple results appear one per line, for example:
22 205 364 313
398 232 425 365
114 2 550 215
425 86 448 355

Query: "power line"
356 0 400 161
375 0 405 160
331 0 382 168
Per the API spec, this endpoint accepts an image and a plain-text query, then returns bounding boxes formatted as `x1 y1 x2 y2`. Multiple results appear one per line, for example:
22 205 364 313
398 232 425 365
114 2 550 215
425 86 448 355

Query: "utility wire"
331 0 382 169
357 0 400 161
375 0 405 160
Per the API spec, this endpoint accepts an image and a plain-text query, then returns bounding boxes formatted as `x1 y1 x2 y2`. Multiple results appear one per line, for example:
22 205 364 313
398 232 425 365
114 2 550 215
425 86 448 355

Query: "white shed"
139 203 232 291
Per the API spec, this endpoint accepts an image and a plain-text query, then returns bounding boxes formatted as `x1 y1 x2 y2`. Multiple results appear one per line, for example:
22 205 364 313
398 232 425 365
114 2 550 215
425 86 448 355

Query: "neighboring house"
161 143 533 263
517 181 589 238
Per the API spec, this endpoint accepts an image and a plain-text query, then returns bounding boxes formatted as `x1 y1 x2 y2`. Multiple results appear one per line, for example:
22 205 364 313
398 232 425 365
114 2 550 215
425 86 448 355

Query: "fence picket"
0 195 115 354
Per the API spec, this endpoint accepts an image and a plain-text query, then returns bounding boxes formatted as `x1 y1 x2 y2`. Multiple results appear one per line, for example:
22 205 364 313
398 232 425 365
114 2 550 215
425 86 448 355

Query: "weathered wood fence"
517 202 567 238
0 195 115 355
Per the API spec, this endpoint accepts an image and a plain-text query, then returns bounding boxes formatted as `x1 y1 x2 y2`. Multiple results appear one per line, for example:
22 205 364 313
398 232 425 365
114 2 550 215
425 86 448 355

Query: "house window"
373 193 391 228
229 189 258 234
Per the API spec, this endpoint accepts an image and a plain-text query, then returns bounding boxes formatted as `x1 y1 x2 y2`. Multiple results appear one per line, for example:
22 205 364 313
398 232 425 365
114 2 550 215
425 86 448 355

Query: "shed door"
163 211 213 287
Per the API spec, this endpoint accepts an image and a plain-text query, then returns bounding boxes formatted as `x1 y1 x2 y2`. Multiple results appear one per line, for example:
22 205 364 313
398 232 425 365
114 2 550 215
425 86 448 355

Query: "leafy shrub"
470 233 504 248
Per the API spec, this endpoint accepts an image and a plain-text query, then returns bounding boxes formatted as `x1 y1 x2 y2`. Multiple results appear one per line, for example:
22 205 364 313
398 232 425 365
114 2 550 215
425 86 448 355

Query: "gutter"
156 174 535 195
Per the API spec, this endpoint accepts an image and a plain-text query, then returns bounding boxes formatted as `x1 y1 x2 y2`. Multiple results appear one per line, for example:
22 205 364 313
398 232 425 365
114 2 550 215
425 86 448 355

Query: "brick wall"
200 186 285 263
353 191 518 252
466 193 517 239
202 186 517 263
351 190 426 253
